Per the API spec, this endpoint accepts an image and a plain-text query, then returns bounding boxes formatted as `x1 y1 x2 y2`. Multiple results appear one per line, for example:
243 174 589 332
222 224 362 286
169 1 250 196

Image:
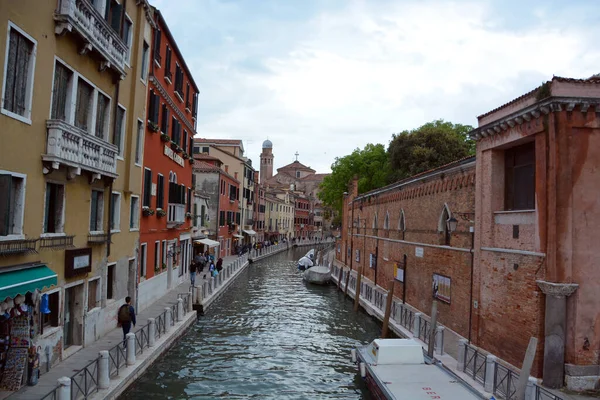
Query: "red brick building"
294 194 312 239
138 8 198 307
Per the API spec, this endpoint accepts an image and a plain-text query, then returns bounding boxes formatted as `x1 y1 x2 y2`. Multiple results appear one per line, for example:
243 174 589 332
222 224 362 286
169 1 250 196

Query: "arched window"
398 209 406 232
438 203 452 245
373 213 378 229
383 212 390 230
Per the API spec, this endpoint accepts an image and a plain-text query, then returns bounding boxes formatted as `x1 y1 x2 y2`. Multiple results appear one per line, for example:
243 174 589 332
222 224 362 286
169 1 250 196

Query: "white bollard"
165 307 172 332
188 290 193 311
126 333 136 365
484 354 497 393
525 376 537 400
359 362 366 378
195 285 203 303
148 318 156 347
413 313 422 337
351 349 357 363
435 326 444 355
98 350 110 389
457 339 468 371
57 377 71 400
177 298 184 322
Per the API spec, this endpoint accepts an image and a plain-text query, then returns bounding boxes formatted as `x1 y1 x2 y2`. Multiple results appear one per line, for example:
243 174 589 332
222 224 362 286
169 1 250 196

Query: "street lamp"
446 216 458 233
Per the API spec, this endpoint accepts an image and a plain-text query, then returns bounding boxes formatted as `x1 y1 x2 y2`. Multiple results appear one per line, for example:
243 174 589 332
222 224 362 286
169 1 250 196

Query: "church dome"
262 139 273 149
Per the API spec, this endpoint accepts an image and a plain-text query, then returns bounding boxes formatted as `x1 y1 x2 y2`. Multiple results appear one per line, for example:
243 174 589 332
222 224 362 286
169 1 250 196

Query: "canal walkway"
8 240 319 400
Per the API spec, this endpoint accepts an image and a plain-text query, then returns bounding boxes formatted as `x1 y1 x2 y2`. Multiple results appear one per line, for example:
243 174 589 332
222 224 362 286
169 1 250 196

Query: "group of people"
189 251 223 286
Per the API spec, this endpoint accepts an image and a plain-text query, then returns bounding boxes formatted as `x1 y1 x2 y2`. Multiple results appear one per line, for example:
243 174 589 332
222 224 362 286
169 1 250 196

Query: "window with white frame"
95 92 110 139
130 195 140 229
75 78 93 132
51 62 72 120
113 105 125 156
135 119 143 164
110 192 121 232
162 240 167 267
87 277 100 311
1 22 37 123
43 182 65 234
140 243 147 277
141 41 149 81
0 172 25 237
154 241 160 272
122 15 133 64
90 189 104 232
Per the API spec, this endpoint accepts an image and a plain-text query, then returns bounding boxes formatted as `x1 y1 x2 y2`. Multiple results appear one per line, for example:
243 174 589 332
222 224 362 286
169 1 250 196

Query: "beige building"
0 0 153 377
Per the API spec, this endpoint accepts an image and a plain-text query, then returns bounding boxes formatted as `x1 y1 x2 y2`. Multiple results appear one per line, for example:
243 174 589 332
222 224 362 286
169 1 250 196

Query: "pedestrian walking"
117 296 136 347
189 260 197 286
216 257 223 272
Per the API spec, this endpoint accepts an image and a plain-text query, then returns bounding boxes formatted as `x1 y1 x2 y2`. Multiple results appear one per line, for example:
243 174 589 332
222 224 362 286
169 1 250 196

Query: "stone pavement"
8 279 195 400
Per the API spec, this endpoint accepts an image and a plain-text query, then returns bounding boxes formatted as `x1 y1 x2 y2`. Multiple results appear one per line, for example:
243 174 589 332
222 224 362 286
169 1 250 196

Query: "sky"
152 0 600 174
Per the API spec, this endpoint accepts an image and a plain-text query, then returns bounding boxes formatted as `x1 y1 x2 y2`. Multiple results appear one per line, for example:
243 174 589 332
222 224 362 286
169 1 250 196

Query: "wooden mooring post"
381 280 395 338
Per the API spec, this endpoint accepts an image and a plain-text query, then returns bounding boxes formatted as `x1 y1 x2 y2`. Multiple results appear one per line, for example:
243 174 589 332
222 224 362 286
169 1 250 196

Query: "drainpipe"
402 253 407 304
468 227 475 343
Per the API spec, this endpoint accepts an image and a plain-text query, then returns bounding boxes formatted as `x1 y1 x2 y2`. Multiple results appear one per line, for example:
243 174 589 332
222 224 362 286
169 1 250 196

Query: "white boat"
303 265 331 285
354 338 484 399
298 249 315 271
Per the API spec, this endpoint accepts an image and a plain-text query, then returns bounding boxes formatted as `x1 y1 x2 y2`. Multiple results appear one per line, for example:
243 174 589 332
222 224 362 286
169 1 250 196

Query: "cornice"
136 0 157 29
536 280 578 297
150 76 196 133
470 97 600 141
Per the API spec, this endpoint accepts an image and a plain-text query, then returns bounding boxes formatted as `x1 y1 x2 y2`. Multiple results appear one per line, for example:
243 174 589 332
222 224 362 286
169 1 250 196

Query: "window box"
0 238 38 256
156 209 167 218
147 121 159 133
188 158 195 165
142 207 155 216
160 133 170 142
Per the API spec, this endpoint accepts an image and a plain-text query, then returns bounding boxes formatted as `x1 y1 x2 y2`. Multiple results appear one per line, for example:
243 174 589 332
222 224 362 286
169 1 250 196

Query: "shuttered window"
75 79 93 132
113 106 125 154
187 188 191 213
165 46 172 80
148 90 159 124
3 27 34 117
505 142 536 211
156 174 164 209
153 28 161 63
51 62 72 120
143 169 152 207
168 182 185 205
90 190 104 232
161 104 169 133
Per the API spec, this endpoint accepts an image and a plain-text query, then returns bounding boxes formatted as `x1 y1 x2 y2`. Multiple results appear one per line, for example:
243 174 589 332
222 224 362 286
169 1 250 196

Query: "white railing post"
457 339 467 371
188 290 193 311
126 333 136 365
413 313 422 337
148 318 156 347
435 326 444 355
177 298 183 322
525 377 537 400
98 350 110 389
57 377 71 400
165 307 172 332
484 355 496 393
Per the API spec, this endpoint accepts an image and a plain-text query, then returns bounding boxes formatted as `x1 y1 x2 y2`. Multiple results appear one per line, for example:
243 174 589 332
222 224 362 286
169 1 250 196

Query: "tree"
388 120 475 181
318 143 390 216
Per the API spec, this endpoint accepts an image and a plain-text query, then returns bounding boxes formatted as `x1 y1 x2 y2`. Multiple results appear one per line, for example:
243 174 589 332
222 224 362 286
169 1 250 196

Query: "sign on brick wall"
432 273 451 304
394 261 404 282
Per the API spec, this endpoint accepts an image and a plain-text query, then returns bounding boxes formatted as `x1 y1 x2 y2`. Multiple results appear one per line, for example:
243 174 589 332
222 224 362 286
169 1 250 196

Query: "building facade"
0 0 153 381
138 8 198 311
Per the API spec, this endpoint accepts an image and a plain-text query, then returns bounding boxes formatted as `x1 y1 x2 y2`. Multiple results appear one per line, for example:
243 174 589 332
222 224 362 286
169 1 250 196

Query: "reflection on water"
122 248 380 399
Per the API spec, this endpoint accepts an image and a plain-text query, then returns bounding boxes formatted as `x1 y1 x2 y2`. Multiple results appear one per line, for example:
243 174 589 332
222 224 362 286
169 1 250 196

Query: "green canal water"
121 248 381 399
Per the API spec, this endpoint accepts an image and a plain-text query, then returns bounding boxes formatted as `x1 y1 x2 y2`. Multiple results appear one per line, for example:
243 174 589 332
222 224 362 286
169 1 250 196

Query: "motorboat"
303 265 331 285
298 249 315 271
353 338 484 399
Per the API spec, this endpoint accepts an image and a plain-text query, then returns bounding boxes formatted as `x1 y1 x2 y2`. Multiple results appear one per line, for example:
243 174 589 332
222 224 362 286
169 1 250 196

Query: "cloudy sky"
152 0 600 174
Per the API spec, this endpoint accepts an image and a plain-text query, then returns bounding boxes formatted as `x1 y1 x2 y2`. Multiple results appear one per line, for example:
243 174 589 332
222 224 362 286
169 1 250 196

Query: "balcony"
54 0 128 78
167 204 186 228
43 120 118 179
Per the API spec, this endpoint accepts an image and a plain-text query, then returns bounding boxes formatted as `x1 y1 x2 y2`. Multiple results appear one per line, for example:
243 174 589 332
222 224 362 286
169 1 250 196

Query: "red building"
294 194 311 239
138 8 199 308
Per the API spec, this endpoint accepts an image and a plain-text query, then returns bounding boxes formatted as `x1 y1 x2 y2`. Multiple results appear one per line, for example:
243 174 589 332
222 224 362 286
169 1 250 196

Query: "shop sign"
164 145 185 167
394 260 405 282
65 248 92 278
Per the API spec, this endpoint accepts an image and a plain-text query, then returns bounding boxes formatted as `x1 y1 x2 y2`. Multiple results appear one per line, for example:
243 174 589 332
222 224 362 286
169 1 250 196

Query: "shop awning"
243 229 257 236
0 265 58 300
233 234 244 238
194 238 220 248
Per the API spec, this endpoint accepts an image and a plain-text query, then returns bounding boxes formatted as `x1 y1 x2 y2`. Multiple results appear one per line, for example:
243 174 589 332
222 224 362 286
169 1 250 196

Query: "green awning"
0 265 58 300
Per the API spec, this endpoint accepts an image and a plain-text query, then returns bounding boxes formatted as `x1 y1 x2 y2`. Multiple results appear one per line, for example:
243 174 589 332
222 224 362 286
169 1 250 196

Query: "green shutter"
0 175 12 236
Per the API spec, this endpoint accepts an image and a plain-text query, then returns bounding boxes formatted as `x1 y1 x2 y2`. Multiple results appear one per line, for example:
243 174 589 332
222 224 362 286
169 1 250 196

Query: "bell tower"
260 139 274 183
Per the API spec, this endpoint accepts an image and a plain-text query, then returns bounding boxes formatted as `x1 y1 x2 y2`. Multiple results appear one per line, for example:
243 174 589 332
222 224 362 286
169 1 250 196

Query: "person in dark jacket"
118 296 136 347
216 258 223 272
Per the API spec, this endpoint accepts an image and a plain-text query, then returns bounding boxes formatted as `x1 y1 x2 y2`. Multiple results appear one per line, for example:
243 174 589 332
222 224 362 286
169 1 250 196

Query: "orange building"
138 7 199 309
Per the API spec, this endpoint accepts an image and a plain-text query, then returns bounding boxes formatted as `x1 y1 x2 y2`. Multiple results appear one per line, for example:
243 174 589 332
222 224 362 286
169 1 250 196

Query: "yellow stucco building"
0 0 153 373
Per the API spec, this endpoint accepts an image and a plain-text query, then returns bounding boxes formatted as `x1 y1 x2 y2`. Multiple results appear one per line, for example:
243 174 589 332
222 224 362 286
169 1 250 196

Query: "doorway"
63 284 83 348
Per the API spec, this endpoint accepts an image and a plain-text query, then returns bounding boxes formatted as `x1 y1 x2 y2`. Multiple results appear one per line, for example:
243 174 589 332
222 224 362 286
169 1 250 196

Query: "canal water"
122 248 381 399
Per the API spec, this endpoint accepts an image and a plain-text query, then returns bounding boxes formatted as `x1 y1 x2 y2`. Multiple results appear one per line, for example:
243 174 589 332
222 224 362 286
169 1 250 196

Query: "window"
135 119 143 165
202 146 209 153
122 16 133 64
399 209 406 232
193 204 198 227
154 241 160 272
141 41 149 81
160 103 169 133
106 0 122 33
148 90 159 124
162 240 167 267
174 64 183 98
130 196 140 229
0 173 25 237
296 171 301 178
505 142 535 211
107 264 115 299
110 192 121 231
156 174 164 209
143 169 152 207
219 211 225 226
383 212 389 230
171 117 181 145
183 131 188 153
43 183 65 234
87 279 100 310
200 205 206 226
153 28 161 64
187 188 192 213
41 291 59 330
439 205 451 246
90 189 104 232
51 62 72 120
95 92 109 139
2 23 36 123
113 105 125 155
140 243 147 278
75 78 93 132
185 83 190 109
164 46 172 81
192 93 198 119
